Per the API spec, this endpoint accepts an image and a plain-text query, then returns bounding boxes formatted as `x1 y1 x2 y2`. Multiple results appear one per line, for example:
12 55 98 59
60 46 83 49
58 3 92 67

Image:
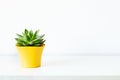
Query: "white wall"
0 0 120 55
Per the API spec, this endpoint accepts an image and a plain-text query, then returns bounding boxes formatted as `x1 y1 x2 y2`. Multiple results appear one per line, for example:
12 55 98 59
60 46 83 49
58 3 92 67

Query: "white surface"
0 55 120 77
0 0 120 55
0 55 120 80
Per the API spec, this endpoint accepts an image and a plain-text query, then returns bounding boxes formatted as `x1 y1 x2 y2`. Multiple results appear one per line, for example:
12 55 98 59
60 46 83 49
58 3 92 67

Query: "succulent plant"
15 29 45 46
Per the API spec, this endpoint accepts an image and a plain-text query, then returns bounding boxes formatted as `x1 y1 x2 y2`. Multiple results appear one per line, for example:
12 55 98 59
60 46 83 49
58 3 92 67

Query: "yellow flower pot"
16 45 45 68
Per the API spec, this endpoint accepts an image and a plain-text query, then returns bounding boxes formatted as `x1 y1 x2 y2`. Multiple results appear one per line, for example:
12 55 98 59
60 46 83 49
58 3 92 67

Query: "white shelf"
0 55 120 80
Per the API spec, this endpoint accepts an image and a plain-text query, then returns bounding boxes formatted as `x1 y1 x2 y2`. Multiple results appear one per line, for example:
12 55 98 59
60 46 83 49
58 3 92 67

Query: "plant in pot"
15 29 46 68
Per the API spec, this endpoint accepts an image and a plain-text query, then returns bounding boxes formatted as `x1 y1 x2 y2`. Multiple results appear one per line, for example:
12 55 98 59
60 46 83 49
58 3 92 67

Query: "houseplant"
15 29 46 68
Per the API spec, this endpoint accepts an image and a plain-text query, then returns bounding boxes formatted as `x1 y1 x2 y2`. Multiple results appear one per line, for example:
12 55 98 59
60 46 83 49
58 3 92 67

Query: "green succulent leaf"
16 33 23 38
25 29 28 34
15 29 45 46
32 30 39 40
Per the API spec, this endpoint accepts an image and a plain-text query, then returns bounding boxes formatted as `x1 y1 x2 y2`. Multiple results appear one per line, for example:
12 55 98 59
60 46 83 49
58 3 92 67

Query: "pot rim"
16 44 45 47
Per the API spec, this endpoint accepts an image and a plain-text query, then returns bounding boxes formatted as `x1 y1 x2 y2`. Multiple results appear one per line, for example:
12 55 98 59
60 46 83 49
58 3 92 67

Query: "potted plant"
15 29 46 68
